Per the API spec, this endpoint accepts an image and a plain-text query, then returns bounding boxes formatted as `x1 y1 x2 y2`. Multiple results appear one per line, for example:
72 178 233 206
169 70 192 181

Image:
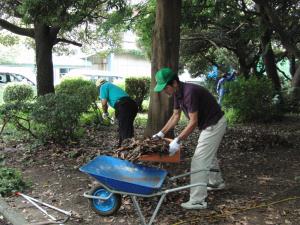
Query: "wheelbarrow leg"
131 194 167 225
148 193 167 225
131 196 147 225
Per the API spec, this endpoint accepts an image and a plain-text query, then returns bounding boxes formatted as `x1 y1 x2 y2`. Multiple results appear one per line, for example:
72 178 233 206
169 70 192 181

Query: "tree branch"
277 66 291 81
55 38 82 47
0 19 34 38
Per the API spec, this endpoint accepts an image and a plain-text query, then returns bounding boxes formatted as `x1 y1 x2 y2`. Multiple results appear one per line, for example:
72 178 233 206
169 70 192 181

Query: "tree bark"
145 0 181 137
257 3 281 91
253 0 300 93
292 66 300 98
261 30 281 90
289 55 296 77
34 23 55 95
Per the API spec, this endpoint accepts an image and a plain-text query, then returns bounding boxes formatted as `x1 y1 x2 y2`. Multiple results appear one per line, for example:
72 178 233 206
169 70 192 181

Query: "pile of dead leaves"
114 137 169 161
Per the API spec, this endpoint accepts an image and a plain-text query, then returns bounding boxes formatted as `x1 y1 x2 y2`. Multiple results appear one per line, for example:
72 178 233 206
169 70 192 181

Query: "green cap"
154 67 176 92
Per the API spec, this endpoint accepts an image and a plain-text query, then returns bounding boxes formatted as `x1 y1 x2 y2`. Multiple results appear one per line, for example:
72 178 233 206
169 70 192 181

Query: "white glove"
102 112 109 120
169 137 181 156
152 131 165 139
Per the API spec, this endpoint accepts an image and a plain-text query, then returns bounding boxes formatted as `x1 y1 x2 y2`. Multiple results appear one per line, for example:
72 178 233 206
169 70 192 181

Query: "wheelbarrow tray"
80 156 168 195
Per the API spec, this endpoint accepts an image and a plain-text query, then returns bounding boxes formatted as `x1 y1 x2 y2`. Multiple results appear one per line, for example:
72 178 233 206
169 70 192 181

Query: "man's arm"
177 111 198 141
101 99 108 113
160 109 181 134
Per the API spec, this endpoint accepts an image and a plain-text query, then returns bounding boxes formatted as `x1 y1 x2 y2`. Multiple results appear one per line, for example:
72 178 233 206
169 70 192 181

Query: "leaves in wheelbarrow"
114 137 169 162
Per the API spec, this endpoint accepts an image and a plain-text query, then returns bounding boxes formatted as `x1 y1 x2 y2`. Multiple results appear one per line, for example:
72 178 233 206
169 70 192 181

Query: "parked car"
0 72 35 86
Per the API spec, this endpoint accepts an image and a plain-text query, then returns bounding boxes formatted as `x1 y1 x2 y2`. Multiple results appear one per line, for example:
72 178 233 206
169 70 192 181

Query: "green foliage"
0 34 20 46
1 84 34 138
222 76 283 123
180 0 260 77
16 0 128 29
125 77 150 112
134 113 148 128
31 93 84 142
80 112 101 127
131 0 156 59
55 78 98 112
0 0 132 55
3 83 34 103
0 167 27 196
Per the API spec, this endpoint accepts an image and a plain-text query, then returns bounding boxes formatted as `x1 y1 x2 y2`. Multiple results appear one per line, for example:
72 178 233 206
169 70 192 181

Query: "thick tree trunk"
289 55 296 77
292 66 300 99
35 23 55 95
261 30 281 91
237 55 250 78
145 0 181 137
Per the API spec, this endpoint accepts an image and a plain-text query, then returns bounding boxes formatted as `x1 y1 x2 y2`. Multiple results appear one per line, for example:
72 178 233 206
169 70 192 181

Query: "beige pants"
190 115 227 203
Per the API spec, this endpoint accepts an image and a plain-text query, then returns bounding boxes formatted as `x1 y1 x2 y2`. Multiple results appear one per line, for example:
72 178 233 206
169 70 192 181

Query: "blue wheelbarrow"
80 155 211 225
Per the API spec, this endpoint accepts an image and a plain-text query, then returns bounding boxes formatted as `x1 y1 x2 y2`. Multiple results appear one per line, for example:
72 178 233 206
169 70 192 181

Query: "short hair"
166 75 179 86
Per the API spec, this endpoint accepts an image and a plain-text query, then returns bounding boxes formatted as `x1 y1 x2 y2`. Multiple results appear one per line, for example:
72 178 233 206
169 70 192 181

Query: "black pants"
115 97 138 146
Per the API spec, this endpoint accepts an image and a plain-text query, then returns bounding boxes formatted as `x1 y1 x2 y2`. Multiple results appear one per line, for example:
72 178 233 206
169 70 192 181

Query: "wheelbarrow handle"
26 216 70 225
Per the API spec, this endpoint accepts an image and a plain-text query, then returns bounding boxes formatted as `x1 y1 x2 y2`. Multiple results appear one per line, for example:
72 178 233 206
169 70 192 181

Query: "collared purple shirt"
174 82 224 130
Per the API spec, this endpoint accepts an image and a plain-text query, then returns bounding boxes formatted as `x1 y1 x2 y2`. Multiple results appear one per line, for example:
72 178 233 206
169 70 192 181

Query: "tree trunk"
35 23 55 95
292 65 300 99
261 30 281 91
289 55 296 77
144 0 181 137
236 54 251 78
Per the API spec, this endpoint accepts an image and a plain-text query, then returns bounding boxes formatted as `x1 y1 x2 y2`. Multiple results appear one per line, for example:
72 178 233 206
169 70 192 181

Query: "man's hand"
102 112 109 120
169 137 181 156
152 131 165 140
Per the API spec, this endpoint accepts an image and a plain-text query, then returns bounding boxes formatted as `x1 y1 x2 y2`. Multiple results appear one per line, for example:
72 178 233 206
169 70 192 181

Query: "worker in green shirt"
97 79 138 147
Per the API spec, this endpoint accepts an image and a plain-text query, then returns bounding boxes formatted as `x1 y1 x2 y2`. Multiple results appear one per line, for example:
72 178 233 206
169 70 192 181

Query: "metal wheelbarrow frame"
80 155 216 225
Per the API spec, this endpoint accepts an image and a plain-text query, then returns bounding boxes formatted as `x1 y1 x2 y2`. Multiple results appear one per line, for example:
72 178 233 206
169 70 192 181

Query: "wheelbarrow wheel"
89 185 122 216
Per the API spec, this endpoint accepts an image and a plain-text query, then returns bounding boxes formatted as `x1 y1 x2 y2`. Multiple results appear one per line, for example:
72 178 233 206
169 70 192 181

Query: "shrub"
31 93 84 142
3 83 34 103
1 84 34 138
125 77 150 112
222 76 283 123
55 78 98 112
0 167 27 196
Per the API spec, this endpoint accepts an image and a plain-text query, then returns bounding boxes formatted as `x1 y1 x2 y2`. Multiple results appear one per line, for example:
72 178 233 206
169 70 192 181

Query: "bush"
125 77 150 112
223 76 283 123
31 93 84 142
55 78 98 112
0 167 27 196
1 84 34 138
3 83 34 103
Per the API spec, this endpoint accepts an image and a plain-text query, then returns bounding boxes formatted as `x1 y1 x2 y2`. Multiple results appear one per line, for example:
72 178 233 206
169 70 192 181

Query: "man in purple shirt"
152 67 227 210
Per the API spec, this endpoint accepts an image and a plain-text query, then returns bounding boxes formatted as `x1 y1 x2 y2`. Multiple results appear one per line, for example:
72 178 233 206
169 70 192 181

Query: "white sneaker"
181 201 207 210
207 182 225 191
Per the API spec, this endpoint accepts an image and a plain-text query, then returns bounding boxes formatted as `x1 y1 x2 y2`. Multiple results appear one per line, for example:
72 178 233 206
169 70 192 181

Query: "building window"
59 68 71 77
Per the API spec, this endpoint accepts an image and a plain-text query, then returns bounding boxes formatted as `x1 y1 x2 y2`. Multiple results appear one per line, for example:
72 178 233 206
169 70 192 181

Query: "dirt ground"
1 114 300 225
